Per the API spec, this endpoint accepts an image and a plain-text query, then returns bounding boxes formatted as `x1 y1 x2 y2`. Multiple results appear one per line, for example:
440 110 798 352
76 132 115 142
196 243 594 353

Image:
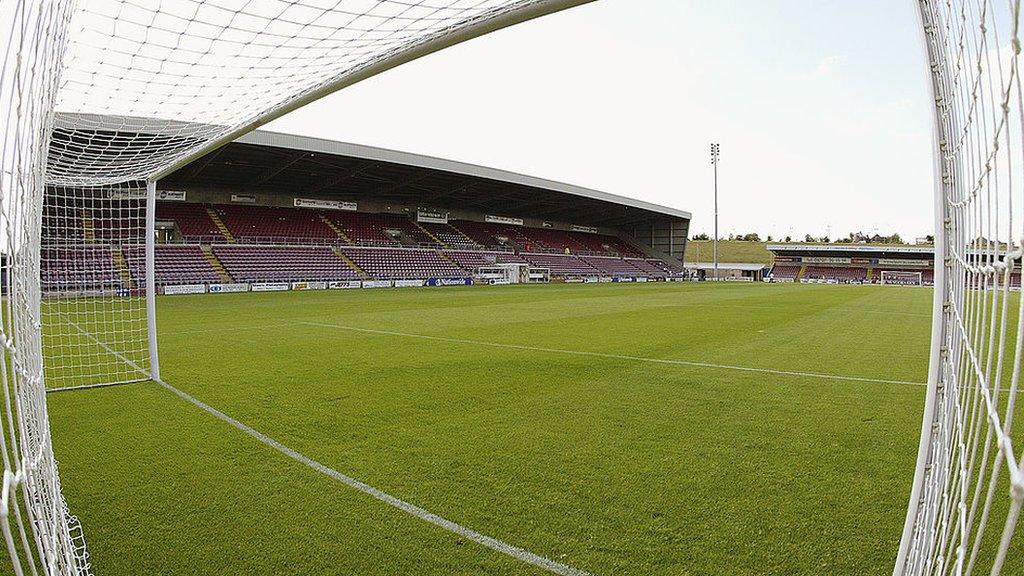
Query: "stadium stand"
124 245 222 286
157 202 224 242
45 199 686 290
803 266 867 283
520 253 599 276
341 247 464 280
443 250 528 271
213 245 360 282
769 264 801 280
580 255 645 277
419 222 479 249
41 246 122 291
624 258 669 278
214 204 337 244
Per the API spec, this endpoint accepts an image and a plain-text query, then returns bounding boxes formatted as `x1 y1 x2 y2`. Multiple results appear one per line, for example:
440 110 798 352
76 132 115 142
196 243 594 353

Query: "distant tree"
766 235 773 242
821 236 831 243
740 232 761 242
692 233 710 241
784 235 792 242
804 234 815 243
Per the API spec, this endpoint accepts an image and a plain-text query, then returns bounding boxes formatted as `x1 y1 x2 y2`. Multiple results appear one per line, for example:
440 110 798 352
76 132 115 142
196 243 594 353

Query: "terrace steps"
333 247 370 280
796 265 807 280
206 207 236 243
866 267 875 281
436 250 467 274
112 249 134 289
319 214 353 244
412 221 444 246
80 209 95 242
201 245 233 282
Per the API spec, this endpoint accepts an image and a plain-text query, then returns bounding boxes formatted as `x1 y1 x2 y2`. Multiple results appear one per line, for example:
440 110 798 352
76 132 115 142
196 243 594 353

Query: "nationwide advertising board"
251 282 290 292
163 284 207 295
294 198 357 211
231 194 257 203
571 225 598 234
427 278 473 286
208 283 249 293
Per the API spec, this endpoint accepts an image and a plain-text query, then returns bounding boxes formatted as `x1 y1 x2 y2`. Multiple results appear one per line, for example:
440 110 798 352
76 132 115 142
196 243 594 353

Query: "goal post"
879 270 922 286
1 2 599 574
894 1 1024 574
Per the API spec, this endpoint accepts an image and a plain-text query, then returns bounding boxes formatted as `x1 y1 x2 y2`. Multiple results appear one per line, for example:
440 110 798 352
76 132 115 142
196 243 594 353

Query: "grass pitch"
42 282 1014 575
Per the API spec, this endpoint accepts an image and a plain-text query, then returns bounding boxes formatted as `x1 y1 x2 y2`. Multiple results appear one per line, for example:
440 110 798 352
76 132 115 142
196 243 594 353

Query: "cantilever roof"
51 113 691 229
236 129 692 222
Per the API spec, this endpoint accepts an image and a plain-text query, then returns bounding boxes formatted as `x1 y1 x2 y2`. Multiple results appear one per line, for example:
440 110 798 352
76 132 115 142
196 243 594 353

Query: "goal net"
895 1 1024 574
1 1 594 574
880 270 923 286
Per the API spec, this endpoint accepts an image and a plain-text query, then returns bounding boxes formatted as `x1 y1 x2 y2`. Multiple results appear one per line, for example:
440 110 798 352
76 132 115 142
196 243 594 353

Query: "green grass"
41 282 1022 574
685 240 772 264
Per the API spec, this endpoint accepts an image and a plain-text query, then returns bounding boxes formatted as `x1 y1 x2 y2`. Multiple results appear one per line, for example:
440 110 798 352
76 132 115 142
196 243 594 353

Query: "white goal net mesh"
895 1 1024 574
2 0 590 574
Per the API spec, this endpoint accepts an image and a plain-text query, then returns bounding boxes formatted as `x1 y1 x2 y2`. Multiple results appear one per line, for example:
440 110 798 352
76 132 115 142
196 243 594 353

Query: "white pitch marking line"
297 320 927 388
59 320 588 576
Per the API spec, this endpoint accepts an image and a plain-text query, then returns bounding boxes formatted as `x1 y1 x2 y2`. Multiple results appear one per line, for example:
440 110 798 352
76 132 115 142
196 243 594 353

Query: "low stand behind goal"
879 270 922 286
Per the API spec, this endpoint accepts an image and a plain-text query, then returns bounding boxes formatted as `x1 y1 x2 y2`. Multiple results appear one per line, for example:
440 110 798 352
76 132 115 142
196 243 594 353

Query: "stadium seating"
520 253 599 276
41 246 122 291
125 245 222 285
443 250 528 271
804 266 867 282
157 202 224 242
580 255 645 277
213 245 359 282
452 220 536 251
419 222 479 248
623 258 669 278
214 204 337 243
770 265 801 280
41 201 687 287
342 247 465 279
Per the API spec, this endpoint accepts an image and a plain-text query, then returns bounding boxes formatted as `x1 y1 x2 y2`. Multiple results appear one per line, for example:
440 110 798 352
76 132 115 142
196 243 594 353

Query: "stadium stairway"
80 209 95 242
332 247 370 280
206 207 236 243
319 214 353 244
796 265 807 280
866 268 875 282
201 245 234 282
112 249 134 289
435 250 467 274
412 221 444 246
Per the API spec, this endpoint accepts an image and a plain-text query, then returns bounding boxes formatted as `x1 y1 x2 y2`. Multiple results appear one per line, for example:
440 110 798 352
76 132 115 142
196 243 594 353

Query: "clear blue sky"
268 0 934 241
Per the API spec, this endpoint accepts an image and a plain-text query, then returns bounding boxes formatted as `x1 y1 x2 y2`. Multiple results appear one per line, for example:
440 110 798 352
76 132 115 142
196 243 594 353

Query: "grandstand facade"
764 243 1022 287
43 126 691 294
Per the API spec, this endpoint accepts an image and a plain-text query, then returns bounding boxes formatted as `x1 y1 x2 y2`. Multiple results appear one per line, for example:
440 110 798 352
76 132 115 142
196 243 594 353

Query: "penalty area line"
58 319 587 576
297 320 926 388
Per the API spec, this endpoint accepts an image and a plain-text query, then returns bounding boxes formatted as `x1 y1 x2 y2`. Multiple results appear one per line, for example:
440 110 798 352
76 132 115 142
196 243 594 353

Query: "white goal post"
1 1 595 575
880 270 923 286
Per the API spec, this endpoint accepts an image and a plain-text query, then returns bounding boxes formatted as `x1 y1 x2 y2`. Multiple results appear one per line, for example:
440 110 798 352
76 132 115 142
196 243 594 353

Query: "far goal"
879 270 921 286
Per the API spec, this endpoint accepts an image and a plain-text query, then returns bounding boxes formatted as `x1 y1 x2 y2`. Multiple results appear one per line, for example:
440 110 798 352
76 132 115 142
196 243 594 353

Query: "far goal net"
879 270 923 286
